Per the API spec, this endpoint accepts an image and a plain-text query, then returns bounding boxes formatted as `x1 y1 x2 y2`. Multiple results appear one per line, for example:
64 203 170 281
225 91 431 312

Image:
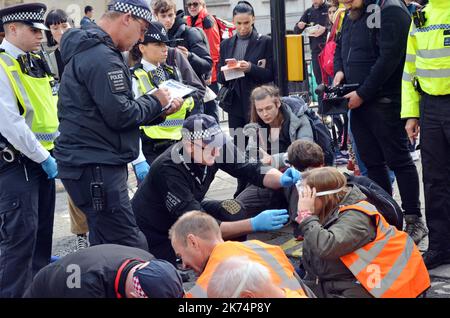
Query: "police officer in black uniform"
24 244 183 298
54 0 183 250
132 114 294 264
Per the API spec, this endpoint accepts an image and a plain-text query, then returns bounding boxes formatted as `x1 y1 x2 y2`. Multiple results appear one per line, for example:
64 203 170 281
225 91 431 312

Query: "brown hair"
302 167 348 223
169 211 221 246
287 140 324 172
152 0 177 15
249 85 282 127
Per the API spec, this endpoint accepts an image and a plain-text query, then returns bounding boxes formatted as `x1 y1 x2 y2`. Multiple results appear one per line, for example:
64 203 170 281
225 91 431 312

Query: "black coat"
55 25 165 167
333 0 411 103
168 11 212 80
218 29 274 120
23 245 154 298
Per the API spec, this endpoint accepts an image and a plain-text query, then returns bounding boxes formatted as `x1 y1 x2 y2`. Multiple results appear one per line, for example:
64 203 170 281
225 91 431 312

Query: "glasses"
187 2 200 8
133 17 148 36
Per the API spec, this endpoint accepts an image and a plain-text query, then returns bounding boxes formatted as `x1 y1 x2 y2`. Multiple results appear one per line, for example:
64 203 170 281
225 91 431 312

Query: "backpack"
304 108 336 167
345 173 404 230
203 15 235 41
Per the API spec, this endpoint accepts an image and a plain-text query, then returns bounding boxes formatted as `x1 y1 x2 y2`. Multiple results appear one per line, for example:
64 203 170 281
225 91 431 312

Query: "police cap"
0 3 48 31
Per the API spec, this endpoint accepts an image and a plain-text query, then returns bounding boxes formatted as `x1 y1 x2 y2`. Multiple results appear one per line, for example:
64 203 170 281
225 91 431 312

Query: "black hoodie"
54 25 164 167
168 10 212 79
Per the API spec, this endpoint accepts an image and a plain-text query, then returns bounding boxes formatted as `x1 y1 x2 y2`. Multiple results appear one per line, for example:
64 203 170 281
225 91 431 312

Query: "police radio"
412 9 426 28
91 166 105 212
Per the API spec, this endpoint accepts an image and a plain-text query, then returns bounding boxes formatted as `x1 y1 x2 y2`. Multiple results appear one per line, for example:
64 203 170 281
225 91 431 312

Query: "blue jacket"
54 25 165 167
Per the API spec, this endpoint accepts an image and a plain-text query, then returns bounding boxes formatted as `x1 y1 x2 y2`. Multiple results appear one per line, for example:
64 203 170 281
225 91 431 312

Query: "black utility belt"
150 139 178 151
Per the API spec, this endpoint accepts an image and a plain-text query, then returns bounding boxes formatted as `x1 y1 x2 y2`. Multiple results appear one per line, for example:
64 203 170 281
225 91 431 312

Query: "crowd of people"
0 0 448 299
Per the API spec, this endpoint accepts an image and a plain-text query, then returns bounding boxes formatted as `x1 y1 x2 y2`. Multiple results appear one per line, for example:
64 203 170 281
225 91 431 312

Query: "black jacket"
294 2 329 54
132 143 266 249
168 10 212 80
333 0 411 102
54 25 165 167
23 245 153 298
218 29 274 120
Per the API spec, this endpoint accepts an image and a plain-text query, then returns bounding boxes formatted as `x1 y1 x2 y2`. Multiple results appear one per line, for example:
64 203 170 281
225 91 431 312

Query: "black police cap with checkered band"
142 21 170 44
108 0 152 24
0 3 48 31
182 114 230 148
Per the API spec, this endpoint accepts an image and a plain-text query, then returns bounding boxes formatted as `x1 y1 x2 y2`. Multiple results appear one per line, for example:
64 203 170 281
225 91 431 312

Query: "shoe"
422 249 450 270
76 234 89 251
404 215 429 245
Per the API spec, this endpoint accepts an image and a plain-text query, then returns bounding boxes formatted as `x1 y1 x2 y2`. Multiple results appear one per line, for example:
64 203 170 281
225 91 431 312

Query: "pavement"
50 121 450 298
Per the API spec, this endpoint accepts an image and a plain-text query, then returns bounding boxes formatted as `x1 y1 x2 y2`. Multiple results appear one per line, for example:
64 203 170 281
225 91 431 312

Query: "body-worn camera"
315 83 360 115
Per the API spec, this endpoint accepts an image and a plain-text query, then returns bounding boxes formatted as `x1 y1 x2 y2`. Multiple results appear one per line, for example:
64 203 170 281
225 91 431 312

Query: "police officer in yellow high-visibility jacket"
131 21 196 164
401 0 450 270
0 3 59 297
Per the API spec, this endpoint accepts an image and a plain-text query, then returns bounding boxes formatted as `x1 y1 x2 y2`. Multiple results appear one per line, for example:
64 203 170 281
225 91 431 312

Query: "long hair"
302 167 348 223
249 85 283 128
45 9 73 47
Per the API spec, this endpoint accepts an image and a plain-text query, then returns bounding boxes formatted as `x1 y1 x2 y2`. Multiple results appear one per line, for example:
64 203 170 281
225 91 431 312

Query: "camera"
315 83 360 115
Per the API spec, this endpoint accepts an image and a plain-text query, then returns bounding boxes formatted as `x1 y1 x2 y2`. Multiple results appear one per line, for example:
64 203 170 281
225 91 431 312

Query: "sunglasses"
187 2 200 8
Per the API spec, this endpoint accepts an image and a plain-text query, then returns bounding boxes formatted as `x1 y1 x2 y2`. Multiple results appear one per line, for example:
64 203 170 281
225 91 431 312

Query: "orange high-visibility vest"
339 201 430 298
186 240 308 298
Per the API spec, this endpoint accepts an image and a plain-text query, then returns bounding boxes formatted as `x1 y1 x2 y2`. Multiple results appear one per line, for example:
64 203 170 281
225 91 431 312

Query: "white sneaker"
76 234 89 251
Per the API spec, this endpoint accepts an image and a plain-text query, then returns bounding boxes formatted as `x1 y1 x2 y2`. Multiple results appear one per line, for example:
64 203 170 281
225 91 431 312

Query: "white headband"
315 186 346 197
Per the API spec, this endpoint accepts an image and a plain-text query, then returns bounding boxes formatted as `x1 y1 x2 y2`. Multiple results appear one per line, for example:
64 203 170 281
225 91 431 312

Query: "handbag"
217 83 234 112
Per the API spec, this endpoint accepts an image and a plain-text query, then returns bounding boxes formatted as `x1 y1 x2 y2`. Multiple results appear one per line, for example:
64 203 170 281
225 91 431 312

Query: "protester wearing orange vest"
295 167 430 298
169 211 312 298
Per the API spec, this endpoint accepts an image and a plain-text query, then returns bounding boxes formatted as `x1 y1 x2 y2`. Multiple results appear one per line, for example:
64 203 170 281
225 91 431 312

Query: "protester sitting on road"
207 256 307 298
23 244 184 298
169 211 312 298
132 113 300 264
295 167 430 298
235 85 313 217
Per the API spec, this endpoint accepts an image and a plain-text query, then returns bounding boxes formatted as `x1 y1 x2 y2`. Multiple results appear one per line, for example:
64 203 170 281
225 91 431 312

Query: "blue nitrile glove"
280 167 301 187
134 161 150 182
251 209 289 232
41 155 58 179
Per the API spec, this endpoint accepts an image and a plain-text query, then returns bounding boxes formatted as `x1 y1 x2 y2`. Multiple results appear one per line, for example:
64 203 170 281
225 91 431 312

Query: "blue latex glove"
134 161 150 182
280 167 302 187
41 155 58 179
251 209 289 232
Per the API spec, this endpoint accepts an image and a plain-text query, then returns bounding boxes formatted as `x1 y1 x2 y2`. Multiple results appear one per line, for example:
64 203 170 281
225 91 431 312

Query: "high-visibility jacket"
0 51 59 150
339 201 430 298
134 66 194 141
401 0 450 118
185 240 308 298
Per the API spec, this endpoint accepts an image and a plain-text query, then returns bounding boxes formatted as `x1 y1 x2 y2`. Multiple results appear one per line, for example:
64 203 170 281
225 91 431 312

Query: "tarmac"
50 121 450 298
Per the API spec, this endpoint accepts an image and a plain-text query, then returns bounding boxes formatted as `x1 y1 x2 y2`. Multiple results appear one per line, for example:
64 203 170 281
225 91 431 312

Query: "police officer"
132 114 301 264
0 3 59 298
131 21 198 164
54 0 183 251
23 244 184 298
401 0 450 269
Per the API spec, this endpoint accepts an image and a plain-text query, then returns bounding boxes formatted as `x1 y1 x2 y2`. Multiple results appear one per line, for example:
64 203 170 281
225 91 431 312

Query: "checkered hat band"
112 2 151 23
2 9 45 23
182 126 222 140
133 276 148 298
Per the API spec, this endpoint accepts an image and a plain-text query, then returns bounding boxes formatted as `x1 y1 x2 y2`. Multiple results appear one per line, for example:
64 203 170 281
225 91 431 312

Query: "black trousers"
204 82 220 123
141 135 177 165
60 164 148 250
0 159 55 297
420 94 450 250
350 99 421 217
311 52 324 114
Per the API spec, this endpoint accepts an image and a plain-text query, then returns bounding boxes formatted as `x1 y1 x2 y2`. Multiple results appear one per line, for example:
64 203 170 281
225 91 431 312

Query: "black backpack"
345 173 404 230
304 108 335 167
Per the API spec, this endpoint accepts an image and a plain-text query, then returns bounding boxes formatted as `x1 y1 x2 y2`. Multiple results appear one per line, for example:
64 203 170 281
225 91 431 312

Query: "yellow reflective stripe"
402 72 414 82
416 68 450 78
416 48 450 59
243 241 301 290
0 53 34 127
405 54 416 63
370 236 415 298
187 284 207 298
